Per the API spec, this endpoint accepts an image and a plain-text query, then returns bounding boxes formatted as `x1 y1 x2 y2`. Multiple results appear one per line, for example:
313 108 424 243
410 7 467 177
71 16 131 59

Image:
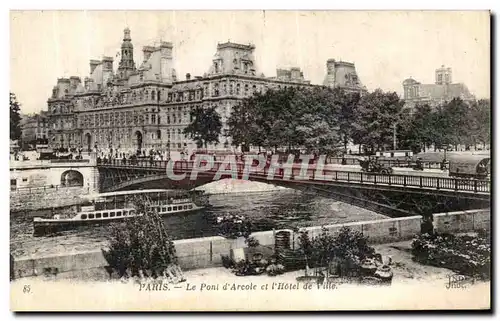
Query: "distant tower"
117 27 136 79
435 65 452 85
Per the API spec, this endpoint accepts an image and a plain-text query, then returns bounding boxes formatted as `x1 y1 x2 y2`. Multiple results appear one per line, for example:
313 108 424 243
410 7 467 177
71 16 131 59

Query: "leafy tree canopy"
183 106 222 149
10 92 22 141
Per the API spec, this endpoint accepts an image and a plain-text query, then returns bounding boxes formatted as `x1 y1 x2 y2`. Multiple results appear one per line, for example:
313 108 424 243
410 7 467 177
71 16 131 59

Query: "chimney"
90 60 100 74
142 46 155 62
70 76 81 88
84 77 91 90
290 67 301 79
102 56 114 71
186 73 191 80
160 41 173 49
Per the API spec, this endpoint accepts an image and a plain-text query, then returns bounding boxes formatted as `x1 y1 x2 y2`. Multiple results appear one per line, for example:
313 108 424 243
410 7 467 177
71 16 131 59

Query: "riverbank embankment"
12 209 489 280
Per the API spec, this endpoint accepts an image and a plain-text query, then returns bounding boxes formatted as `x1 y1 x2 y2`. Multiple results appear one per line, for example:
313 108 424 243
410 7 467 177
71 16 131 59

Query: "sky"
10 10 491 114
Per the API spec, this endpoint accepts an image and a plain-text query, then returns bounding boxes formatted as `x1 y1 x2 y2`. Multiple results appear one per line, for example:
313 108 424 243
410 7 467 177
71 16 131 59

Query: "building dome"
403 78 418 86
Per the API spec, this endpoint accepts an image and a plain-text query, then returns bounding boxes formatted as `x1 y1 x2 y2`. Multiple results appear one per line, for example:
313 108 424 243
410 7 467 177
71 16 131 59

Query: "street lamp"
393 123 397 150
167 139 171 160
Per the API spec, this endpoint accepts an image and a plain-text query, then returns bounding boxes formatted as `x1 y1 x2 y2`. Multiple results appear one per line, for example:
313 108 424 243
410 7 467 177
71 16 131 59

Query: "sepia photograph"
8 9 491 311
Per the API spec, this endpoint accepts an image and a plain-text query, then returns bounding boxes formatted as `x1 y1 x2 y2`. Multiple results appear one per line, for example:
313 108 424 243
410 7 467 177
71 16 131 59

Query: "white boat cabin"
73 189 201 220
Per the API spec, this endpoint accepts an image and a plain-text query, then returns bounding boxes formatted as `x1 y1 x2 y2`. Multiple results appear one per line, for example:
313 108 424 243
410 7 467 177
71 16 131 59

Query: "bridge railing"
50 159 90 164
101 159 490 194
104 158 443 170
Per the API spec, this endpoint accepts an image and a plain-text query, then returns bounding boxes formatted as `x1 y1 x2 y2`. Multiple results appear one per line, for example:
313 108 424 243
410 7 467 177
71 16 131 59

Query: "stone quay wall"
432 209 490 234
10 186 92 212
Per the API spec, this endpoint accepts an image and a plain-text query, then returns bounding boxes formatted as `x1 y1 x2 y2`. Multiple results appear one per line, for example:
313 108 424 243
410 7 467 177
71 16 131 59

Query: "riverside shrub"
103 195 178 278
411 231 491 280
216 213 254 239
298 227 375 274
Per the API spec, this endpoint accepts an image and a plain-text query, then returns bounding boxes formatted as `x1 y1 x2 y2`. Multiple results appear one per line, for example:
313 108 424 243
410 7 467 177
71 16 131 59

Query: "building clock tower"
117 27 136 79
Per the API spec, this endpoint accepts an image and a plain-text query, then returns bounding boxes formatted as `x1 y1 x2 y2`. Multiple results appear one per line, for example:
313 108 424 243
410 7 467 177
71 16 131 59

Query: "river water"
10 186 387 259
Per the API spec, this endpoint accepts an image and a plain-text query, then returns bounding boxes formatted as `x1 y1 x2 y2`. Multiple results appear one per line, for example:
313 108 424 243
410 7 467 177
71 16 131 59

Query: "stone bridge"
97 159 490 219
10 159 99 191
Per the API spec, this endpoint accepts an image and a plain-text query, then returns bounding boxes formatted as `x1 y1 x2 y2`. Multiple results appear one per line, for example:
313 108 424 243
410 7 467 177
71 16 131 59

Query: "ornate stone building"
47 28 365 154
323 59 367 94
402 65 476 110
20 111 49 147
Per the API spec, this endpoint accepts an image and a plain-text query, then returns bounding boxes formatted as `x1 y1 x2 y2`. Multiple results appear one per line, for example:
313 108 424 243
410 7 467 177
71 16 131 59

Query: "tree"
227 87 300 152
351 89 405 153
227 86 346 154
294 87 343 155
10 92 22 140
337 89 361 152
183 106 222 149
466 99 490 149
256 87 300 151
226 96 264 151
103 195 179 279
398 103 434 152
441 98 470 149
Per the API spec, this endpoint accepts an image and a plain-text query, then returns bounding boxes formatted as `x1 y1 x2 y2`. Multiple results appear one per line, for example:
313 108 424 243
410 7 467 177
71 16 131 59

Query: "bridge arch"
60 170 84 187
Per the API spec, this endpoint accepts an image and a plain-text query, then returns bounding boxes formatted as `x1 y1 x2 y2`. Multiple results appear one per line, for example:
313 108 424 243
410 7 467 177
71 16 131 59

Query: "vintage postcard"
9 10 491 311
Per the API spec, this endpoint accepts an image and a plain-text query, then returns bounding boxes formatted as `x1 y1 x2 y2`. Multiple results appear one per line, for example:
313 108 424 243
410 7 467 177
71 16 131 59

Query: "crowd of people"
96 148 175 165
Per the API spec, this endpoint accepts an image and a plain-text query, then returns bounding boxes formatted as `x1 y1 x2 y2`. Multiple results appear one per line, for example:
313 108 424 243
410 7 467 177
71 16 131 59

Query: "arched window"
157 130 161 139
236 83 241 95
157 91 161 101
151 90 155 101
214 83 219 97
